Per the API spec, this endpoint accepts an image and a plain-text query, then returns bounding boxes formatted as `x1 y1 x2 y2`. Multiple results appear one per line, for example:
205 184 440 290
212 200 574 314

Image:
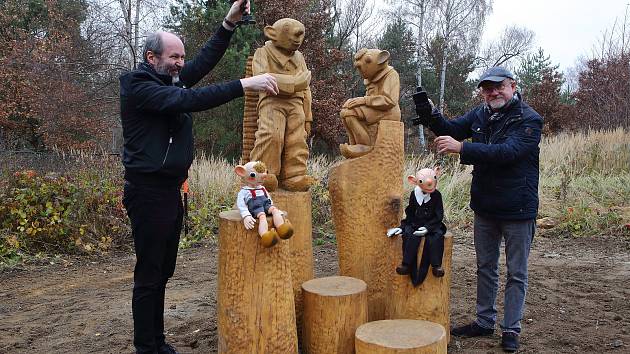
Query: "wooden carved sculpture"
340 48 401 159
248 18 315 192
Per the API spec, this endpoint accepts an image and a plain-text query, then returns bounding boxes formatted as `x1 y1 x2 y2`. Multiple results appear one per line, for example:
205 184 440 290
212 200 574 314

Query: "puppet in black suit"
387 167 447 286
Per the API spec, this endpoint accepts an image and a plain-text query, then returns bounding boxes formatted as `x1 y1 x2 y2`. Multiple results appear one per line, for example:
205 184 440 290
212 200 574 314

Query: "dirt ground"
1 231 629 354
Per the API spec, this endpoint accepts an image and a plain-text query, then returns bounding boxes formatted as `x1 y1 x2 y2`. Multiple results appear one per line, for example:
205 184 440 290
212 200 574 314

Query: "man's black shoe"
158 343 179 354
396 264 410 275
501 332 519 352
450 322 494 337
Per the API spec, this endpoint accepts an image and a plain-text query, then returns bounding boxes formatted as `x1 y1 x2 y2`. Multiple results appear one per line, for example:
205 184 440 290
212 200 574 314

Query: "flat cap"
478 67 515 87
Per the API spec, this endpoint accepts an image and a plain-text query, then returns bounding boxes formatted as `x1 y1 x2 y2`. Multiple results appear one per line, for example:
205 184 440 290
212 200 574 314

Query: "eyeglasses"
480 81 511 94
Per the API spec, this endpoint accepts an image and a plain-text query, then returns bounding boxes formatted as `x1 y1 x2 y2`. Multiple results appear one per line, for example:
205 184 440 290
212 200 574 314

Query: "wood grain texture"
242 56 258 163
384 233 454 343
328 120 404 321
355 319 447 354
271 190 314 346
217 210 298 354
302 276 368 354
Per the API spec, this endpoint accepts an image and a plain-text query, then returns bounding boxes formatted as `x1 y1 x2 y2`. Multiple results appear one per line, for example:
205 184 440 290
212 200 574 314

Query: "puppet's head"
235 161 268 188
407 167 441 194
264 18 305 55
353 48 390 80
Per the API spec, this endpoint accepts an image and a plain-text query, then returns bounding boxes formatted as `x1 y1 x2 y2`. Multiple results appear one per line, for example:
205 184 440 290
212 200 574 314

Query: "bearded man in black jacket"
119 1 278 353
413 67 542 353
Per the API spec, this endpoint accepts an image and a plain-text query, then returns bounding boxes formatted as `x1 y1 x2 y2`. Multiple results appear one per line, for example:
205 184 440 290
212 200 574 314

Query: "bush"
0 169 129 263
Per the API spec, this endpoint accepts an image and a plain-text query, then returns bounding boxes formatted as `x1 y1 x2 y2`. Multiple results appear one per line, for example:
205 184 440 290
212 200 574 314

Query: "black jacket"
120 25 244 186
427 94 543 220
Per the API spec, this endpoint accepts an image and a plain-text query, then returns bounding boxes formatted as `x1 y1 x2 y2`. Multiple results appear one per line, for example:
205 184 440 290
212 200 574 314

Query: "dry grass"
188 129 630 240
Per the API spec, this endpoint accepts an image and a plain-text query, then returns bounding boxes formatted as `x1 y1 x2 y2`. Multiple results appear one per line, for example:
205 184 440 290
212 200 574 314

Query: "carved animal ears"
235 165 247 177
407 175 417 185
434 166 442 177
377 50 390 65
264 25 277 41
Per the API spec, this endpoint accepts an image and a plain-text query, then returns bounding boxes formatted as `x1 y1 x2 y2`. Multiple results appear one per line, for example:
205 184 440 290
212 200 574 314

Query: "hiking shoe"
451 322 494 337
158 343 179 354
501 332 519 352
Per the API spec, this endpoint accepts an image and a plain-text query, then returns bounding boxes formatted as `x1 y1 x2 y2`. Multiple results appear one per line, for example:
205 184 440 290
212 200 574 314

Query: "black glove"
412 86 433 126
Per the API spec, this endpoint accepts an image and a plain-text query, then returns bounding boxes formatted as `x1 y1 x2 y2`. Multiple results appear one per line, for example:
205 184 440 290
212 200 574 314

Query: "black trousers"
123 182 183 354
401 227 444 267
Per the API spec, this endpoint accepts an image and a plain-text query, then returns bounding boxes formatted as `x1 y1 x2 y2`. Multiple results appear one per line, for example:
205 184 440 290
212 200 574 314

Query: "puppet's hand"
413 226 428 237
243 215 256 230
387 227 402 237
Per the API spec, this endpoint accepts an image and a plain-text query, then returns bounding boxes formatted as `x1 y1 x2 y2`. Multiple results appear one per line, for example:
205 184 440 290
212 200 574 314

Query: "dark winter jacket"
427 94 543 220
119 25 244 187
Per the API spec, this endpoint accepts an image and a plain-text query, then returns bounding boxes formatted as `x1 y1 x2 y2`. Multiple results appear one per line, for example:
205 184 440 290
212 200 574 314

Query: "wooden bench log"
384 232 454 343
302 276 368 354
217 210 298 354
355 319 447 354
271 189 314 345
328 120 404 321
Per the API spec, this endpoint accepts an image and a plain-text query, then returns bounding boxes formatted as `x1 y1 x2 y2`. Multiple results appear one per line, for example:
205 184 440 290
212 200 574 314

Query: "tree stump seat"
355 319 447 354
302 276 368 354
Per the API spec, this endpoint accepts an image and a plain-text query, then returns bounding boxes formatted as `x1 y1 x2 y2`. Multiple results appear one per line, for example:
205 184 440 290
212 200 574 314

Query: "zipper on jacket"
162 137 173 166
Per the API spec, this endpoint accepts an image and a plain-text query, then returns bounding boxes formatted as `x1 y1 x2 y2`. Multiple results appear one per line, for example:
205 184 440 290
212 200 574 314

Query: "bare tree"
434 0 492 111
385 0 441 86
480 25 535 70
85 0 171 71
331 0 376 51
590 3 630 60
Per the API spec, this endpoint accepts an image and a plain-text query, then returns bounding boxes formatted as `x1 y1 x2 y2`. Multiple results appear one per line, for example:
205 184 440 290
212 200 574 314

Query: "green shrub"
0 170 129 263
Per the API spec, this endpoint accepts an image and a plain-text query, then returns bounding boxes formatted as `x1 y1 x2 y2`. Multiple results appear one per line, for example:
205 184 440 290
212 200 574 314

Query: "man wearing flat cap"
413 67 543 352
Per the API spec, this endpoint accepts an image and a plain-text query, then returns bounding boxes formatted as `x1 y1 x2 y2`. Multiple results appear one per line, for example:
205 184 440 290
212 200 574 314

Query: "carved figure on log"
340 48 400 158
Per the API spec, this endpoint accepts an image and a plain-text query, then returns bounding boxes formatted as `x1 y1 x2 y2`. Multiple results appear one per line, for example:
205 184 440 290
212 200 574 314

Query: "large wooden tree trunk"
384 233 454 343
355 319 447 354
217 210 298 354
271 190 314 344
302 276 368 354
328 120 404 320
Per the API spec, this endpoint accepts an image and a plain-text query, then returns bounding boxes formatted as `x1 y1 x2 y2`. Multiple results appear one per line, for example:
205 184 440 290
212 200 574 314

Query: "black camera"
230 0 256 26
412 86 432 126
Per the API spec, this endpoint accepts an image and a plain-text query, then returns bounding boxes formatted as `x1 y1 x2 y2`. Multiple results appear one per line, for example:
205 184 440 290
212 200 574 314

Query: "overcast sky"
481 0 628 73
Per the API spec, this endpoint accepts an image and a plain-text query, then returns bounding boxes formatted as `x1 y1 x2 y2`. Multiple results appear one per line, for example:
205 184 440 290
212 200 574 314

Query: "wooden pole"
302 276 368 354
328 120 404 321
355 319 447 354
384 233 454 343
271 189 314 345
217 210 298 354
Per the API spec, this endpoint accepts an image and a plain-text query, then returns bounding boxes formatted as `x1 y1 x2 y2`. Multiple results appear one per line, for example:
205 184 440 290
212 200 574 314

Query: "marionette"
387 167 447 286
235 161 294 247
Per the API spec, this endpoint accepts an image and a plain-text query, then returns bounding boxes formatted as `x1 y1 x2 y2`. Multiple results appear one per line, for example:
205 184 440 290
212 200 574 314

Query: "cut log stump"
217 210 298 354
272 189 314 344
302 276 368 354
355 319 447 354
384 232 454 343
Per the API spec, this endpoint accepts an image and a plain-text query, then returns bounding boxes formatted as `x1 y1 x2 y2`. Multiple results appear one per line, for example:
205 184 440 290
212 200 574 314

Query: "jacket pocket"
472 176 527 214
493 177 527 213
470 122 487 143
